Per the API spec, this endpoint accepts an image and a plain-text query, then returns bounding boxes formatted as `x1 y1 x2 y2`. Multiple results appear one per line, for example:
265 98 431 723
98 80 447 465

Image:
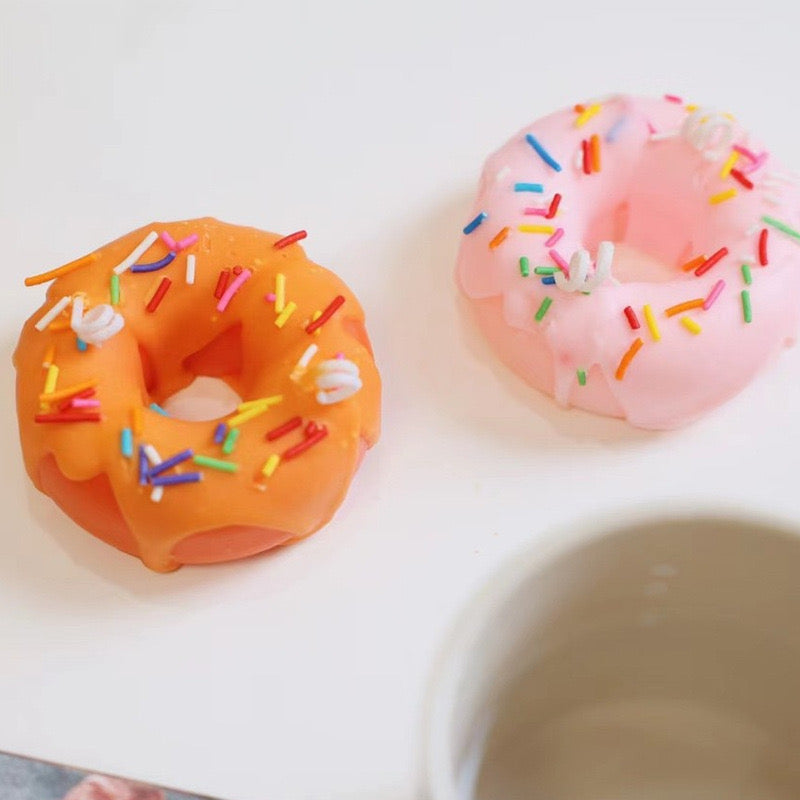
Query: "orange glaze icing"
14 218 381 572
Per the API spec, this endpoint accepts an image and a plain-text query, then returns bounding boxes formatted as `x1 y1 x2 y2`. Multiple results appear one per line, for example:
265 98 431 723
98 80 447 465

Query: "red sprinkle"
694 247 729 277
581 139 591 175
664 94 683 104
273 230 308 250
265 416 303 441
305 420 321 436
759 228 769 266
306 295 345 334
214 269 230 299
35 412 101 423
546 193 562 219
57 388 96 411
623 305 641 330
730 169 754 190
282 426 328 460
232 265 243 276
146 277 172 313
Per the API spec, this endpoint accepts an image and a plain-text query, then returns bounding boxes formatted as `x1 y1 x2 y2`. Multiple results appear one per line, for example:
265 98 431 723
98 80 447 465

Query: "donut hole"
161 376 243 422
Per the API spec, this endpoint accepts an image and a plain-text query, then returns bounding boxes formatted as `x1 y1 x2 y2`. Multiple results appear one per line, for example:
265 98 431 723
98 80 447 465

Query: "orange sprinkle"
680 255 706 272
574 103 585 113
24 251 99 287
590 134 601 172
665 298 705 317
489 226 510 250
38 378 97 404
615 338 644 381
131 406 143 436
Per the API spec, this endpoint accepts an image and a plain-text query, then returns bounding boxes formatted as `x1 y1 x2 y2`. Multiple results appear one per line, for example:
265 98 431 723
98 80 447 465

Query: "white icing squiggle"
70 296 125 346
315 359 362 405
556 241 614 293
682 107 734 160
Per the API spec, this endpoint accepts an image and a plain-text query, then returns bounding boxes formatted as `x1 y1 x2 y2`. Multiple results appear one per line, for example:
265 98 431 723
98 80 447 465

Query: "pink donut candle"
457 94 800 429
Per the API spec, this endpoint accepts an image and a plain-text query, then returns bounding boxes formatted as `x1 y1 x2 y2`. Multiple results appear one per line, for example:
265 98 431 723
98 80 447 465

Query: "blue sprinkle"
605 115 628 143
138 446 149 485
514 182 544 193
462 211 488 235
525 133 562 172
213 422 228 444
121 428 134 458
149 402 169 417
131 252 176 273
147 448 194 479
150 472 203 487
541 276 556 285
76 337 88 352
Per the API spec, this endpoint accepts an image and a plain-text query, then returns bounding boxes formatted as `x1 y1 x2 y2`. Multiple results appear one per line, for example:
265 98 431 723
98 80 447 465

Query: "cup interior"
426 513 800 800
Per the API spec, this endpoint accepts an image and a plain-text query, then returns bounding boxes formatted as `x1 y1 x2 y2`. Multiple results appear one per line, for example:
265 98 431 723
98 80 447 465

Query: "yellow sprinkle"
237 395 283 412
43 344 56 369
517 224 556 234
643 304 661 342
261 454 280 478
131 406 143 436
227 398 282 427
274 301 297 328
575 103 601 128
685 103 698 112
720 151 739 179
43 364 59 395
709 188 737 205
275 273 286 313
681 316 702 335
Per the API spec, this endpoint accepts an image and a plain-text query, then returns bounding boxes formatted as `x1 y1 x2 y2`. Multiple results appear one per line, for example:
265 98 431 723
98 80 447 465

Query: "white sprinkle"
297 343 318 370
70 294 85 330
186 254 196 285
649 129 679 141
34 295 72 331
495 165 511 183
143 443 164 503
573 146 583 171
113 230 158 275
745 223 760 236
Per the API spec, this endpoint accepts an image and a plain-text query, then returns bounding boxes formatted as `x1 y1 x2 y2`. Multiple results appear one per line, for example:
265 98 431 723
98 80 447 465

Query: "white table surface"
2 1 800 798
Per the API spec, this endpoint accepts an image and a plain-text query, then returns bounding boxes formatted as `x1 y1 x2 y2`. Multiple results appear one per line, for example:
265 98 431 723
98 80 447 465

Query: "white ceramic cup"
425 509 800 800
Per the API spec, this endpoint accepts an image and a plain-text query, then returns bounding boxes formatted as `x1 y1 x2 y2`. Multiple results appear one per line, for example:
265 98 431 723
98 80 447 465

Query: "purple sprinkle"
150 472 203 487
138 446 148 486
146 448 193 479
213 422 227 444
131 251 176 273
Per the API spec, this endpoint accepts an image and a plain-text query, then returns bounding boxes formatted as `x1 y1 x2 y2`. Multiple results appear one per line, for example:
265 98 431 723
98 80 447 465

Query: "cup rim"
421 501 800 800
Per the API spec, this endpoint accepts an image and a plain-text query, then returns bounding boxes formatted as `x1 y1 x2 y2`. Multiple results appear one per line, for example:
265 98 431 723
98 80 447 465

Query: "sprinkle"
227 403 274 428
730 169 753 190
581 139 591 175
222 428 241 455
534 266 556 275
541 276 555 285
605 116 628 143
710 188 737 205
150 472 202 487
56 389 95 411
71 398 100 408
176 233 198 251
149 402 169 417
266 416 303 441
463 212 487 234
24 252 99 287
575 103 601 127
577 369 587 386
138 446 148 485
489 226 511 249
525 133 562 172
495 166 511 183
514 183 544 193
42 344 55 369
160 232 177 250
38 378 96 404
534 296 552 322
305 295 345 334
703 280 725 310
615 338 644 380
758 228 769 266
113 231 159 275
719 151 739 179
742 263 753 285
186 254 196 285
147 448 194 479
275 273 286 312
681 255 706 272
145 277 171 312
590 134 601 172
623 306 640 329
76 338 88 352
665 298 705 317
193 455 239 473
34 296 72 331
274 230 308 249
282 426 328 460
545 228 564 247
261 454 281 477
132 406 143 435
274 301 297 328
43 364 59 395
213 422 227 444
695 247 729 277
549 250 569 271
643 304 660 341
142 444 164 502
217 268 252 312
120 428 133 458
214 269 230 299
742 290 752 323
546 193 562 219
237 395 283 412
519 256 530 277
131 251 176 273
523 207 547 216
518 224 555 235
35 411 101 423
265 292 276 302
664 94 683 104
681 316 701 335
291 343 319 379
109 273 121 306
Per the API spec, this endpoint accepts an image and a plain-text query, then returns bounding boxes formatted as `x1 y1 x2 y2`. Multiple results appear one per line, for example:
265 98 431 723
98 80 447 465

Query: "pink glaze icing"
456 94 800 429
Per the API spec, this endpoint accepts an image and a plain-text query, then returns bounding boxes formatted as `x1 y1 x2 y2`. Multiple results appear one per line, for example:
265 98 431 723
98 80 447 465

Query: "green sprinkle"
741 263 752 286
222 427 240 455
762 215 800 242
193 454 239 473
534 266 556 275
577 369 587 386
534 296 553 322
110 273 120 306
519 256 530 277
741 290 752 323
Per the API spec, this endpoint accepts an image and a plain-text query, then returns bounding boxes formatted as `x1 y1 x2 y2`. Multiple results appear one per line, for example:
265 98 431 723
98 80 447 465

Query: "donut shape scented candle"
456 94 800 429
15 219 380 571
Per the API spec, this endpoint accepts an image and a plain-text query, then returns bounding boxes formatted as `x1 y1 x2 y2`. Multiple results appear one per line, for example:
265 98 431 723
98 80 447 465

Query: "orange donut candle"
14 219 381 572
